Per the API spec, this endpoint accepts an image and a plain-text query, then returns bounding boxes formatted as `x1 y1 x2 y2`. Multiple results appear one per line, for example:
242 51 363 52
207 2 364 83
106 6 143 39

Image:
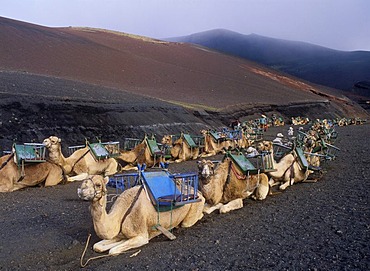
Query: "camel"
257 141 313 190
235 131 253 150
197 158 269 214
116 138 166 170
0 154 64 192
43 136 118 182
161 134 200 163
291 117 310 126
199 130 233 157
77 175 205 255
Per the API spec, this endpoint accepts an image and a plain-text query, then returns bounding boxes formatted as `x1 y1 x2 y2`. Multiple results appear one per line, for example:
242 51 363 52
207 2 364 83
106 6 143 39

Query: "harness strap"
121 186 144 230
0 153 15 171
230 163 247 180
70 149 91 173
17 159 25 183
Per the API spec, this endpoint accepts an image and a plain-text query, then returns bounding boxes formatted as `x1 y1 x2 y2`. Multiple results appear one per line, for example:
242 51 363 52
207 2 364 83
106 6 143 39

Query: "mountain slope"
166 29 370 92
0 17 368 148
0 16 348 109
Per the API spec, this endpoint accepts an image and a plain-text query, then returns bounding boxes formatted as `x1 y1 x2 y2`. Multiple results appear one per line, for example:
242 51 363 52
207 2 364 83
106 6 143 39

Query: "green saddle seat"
227 153 258 175
88 143 110 160
182 134 197 148
13 144 46 165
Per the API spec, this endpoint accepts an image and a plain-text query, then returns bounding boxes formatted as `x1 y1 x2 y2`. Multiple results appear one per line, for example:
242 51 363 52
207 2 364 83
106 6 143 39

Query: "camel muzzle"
77 187 94 201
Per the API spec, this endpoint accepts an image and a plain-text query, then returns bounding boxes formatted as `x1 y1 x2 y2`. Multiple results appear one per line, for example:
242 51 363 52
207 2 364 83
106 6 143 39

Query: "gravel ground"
0 124 369 271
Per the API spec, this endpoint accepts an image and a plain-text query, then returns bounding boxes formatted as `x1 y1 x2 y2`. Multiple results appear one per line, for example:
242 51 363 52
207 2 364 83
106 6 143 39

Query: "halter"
198 162 215 184
86 176 106 200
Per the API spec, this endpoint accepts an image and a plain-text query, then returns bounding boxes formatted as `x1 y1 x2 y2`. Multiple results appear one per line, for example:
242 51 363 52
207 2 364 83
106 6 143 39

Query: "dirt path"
0 125 369 270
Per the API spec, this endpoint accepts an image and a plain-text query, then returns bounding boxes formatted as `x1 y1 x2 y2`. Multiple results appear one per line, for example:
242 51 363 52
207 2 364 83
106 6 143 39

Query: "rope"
80 233 141 267
80 234 112 267
0 153 14 171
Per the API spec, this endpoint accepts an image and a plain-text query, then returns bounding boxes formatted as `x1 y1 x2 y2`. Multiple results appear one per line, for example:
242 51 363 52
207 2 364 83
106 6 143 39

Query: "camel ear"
103 176 109 185
58 137 61 143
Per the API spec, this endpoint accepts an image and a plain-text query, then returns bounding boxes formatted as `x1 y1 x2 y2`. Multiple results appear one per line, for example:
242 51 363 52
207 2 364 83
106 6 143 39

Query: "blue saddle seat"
141 171 199 207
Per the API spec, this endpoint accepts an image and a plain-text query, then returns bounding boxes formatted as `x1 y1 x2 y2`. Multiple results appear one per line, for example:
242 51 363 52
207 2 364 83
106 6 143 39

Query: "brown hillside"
0 16 353 109
0 16 368 149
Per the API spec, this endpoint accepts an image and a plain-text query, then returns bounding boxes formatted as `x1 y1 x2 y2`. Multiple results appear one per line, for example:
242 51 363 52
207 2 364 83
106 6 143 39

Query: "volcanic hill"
0 16 367 149
167 29 370 95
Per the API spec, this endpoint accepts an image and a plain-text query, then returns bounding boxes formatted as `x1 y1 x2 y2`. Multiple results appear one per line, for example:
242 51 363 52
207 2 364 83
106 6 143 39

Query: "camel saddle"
13 143 46 166
182 134 197 148
226 152 259 175
141 171 201 207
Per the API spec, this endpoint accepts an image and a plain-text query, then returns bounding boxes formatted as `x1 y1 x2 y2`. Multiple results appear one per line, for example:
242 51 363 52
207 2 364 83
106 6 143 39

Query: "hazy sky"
1 0 369 51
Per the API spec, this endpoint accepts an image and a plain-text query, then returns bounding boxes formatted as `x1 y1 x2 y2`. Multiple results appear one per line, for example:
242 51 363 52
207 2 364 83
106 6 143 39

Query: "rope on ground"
80 233 112 268
80 233 142 267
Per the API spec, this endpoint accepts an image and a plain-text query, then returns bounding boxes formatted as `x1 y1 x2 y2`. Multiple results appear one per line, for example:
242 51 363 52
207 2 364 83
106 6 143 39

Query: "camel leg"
269 178 280 187
279 180 291 190
67 172 89 182
109 235 149 255
93 237 126 253
203 203 224 214
11 182 29 192
181 201 204 228
219 198 243 213
253 179 269 201
121 165 138 171
105 159 119 176
44 168 64 187
199 152 215 158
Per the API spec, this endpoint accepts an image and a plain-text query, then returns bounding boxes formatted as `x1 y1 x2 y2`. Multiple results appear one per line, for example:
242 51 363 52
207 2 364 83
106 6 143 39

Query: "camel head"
257 141 273 152
77 175 108 201
43 136 61 150
200 130 208 136
197 159 214 184
161 135 172 145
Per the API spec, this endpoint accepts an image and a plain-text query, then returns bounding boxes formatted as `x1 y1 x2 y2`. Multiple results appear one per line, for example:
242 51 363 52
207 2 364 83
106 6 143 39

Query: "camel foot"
268 178 280 187
108 236 149 256
302 179 318 183
279 184 289 190
269 191 283 196
219 199 243 214
203 203 223 214
93 238 126 253
67 173 89 182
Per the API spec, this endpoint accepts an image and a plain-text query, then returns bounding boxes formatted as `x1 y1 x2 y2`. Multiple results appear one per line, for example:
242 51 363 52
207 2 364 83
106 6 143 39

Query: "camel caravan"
0 116 363 193
0 115 366 264
76 120 347 260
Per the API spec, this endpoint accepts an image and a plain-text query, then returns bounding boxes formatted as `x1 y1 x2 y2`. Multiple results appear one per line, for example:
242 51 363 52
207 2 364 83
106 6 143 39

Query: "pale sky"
1 0 369 51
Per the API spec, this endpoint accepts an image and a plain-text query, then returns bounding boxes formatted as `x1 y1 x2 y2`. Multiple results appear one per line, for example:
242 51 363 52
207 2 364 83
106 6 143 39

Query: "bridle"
198 162 215 185
85 176 106 200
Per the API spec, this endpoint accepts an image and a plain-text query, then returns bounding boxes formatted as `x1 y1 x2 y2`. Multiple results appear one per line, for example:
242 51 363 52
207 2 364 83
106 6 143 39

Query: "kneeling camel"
161 134 200 163
78 175 205 255
43 136 118 182
0 154 64 192
257 141 313 190
197 158 269 214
